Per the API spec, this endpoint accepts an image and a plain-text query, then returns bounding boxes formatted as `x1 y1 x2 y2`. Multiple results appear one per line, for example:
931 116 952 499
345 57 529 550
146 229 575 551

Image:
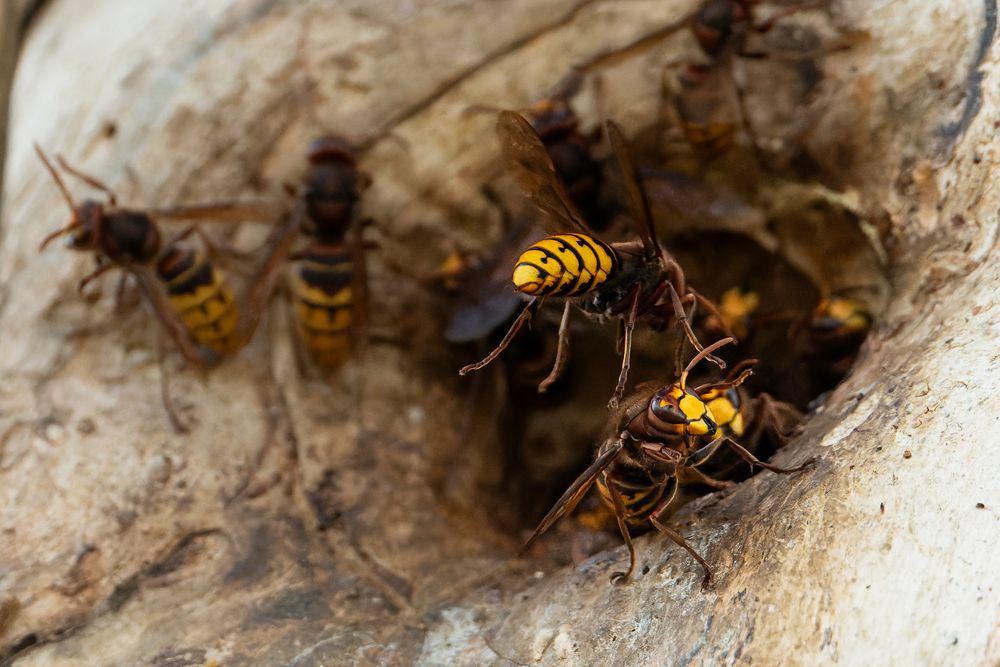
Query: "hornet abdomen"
291 248 354 368
157 248 239 355
511 233 618 297
596 468 670 528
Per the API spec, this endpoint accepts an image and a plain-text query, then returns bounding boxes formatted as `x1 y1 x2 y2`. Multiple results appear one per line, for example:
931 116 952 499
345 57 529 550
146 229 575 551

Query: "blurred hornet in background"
243 136 371 370
518 75 609 226
663 0 764 159
796 294 872 386
34 144 277 431
522 338 811 587
459 111 729 407
701 285 760 342
665 0 830 161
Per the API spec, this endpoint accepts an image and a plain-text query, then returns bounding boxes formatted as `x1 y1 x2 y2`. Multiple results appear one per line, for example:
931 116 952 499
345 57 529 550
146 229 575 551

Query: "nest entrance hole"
447 164 887 562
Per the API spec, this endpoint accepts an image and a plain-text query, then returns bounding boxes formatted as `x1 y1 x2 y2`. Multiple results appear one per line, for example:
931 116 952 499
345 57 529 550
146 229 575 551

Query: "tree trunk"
1 0 997 665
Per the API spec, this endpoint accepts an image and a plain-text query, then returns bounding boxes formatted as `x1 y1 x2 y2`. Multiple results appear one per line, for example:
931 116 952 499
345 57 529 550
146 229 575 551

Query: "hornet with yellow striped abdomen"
34 145 277 432
459 110 731 407
446 75 613 345
242 136 371 370
521 338 812 587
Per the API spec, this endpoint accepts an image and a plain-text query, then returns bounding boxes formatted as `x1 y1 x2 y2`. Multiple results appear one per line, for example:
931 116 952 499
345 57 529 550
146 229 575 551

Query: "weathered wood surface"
0 0 997 665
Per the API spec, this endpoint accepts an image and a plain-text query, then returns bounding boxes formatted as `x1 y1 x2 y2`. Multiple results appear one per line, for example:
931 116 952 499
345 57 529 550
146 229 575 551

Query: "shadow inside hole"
453 321 627 536
668 230 823 407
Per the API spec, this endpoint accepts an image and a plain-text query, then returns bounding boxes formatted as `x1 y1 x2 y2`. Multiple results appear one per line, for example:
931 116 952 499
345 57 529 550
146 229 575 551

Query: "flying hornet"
444 75 613 346
447 76 610 346
34 144 278 431
522 338 812 587
458 111 728 407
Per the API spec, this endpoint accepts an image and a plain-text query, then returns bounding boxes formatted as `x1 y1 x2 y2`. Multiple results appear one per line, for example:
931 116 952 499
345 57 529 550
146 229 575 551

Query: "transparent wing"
605 120 661 259
496 110 591 235
445 289 526 343
521 438 624 552
128 263 217 367
349 214 369 335
237 196 308 344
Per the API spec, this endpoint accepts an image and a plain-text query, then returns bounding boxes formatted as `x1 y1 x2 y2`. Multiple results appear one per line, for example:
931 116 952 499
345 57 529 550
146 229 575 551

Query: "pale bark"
0 1 997 665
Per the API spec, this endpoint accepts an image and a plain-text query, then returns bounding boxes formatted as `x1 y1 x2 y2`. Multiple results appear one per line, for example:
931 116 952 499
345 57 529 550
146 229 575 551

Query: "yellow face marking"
650 388 687 436
706 394 744 437
729 412 745 438
681 388 716 436
699 387 719 401
678 392 707 422
653 387 716 436
685 418 712 436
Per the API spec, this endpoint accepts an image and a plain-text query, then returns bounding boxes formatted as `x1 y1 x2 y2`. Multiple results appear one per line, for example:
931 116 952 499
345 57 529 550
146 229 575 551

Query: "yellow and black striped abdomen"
512 233 618 297
597 470 669 528
290 249 354 368
157 248 239 355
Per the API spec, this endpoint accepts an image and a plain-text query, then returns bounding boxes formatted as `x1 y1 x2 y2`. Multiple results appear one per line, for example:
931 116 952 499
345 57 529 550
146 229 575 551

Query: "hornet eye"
650 394 689 424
